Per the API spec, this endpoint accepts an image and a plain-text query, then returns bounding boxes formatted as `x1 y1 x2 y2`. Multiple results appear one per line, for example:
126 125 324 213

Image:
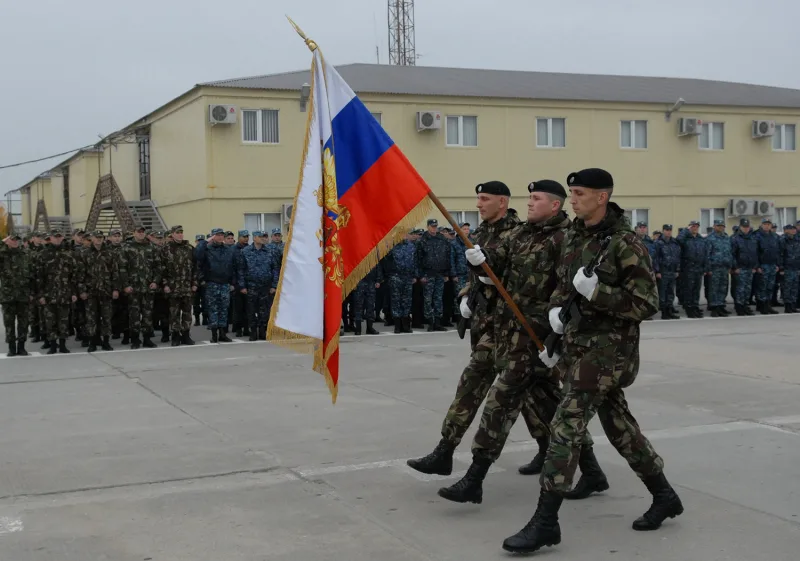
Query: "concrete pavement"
0 314 799 560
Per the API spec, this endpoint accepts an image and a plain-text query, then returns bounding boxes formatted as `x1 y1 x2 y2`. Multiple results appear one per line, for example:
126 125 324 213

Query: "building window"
445 210 480 228
242 109 280 144
700 208 726 231
536 118 566 148
138 135 151 200
62 167 70 216
370 112 382 126
699 122 724 150
621 120 647 149
774 207 797 230
623 208 649 228
445 115 478 147
772 124 796 151
243 212 282 239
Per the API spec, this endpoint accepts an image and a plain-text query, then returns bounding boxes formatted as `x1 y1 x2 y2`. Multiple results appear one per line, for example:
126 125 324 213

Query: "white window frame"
623 208 650 228
699 208 726 232
446 210 481 227
243 212 282 240
774 207 798 230
370 112 382 126
772 124 796 152
698 122 724 150
445 115 478 147
241 109 280 144
536 117 566 148
620 120 648 149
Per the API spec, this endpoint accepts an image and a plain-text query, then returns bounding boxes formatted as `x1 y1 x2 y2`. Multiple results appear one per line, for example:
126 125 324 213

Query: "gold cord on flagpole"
286 16 318 51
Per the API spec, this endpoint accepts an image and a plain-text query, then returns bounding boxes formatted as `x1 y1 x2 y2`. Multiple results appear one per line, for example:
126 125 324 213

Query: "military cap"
784 224 795 230
739 218 750 227
134 225 146 232
459 222 470 227
713 219 725 226
211 228 224 235
238 229 249 237
689 220 700 226
72 228 82 235
224 230 234 237
206 233 212 239
528 179 567 199
91 230 104 238
109 228 122 235
171 225 183 233
414 229 425 235
761 217 772 224
252 230 265 237
195 234 205 241
662 224 673 230
566 168 614 189
153 231 164 238
272 228 282 235
8 233 22 241
475 181 511 196
427 218 438 226
636 221 648 228
653 230 662 236
50 229 64 237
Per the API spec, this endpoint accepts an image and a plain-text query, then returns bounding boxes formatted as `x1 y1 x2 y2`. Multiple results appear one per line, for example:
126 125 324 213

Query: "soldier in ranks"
80 231 120 352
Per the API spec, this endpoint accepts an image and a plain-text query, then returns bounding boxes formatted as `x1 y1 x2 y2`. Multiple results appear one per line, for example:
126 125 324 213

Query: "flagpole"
426 192 545 352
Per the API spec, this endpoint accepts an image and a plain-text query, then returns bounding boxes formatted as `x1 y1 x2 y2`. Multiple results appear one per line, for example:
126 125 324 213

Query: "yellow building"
12 64 800 235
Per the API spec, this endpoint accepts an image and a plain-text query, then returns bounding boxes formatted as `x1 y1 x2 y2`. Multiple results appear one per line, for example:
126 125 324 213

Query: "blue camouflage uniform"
416 221 453 328
731 226 759 308
755 224 781 308
231 231 250 333
385 238 417 324
450 235 468 312
196 233 235 330
705 225 733 309
677 226 708 315
779 226 800 312
237 235 281 333
353 263 384 329
653 231 681 314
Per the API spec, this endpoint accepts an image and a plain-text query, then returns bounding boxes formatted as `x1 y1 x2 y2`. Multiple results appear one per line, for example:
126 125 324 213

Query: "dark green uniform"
0 242 34 350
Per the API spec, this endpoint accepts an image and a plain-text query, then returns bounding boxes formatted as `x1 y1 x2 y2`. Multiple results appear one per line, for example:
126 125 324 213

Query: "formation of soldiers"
0 226 286 357
637 217 800 318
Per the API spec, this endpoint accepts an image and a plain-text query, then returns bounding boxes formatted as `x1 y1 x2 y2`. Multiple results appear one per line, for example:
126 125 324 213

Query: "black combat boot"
438 457 492 504
734 304 745 316
744 304 755 315
16 341 28 357
710 307 720 317
406 439 456 476
384 316 394 327
518 437 549 475
217 330 231 343
563 446 610 500
142 335 157 348
171 332 181 347
402 317 413 333
243 327 251 337
31 329 41 343
669 306 680 319
393 321 402 334
259 327 266 339
112 330 121 340
365 321 379 335
433 318 447 332
161 329 171 343
47 340 58 354
42 340 51 350
101 336 113 351
7 342 17 358
210 328 218 343
121 330 130 345
502 489 563 553
58 339 70 354
353 321 362 336
194 314 200 326
235 329 243 338
182 331 196 345
130 333 141 350
249 328 258 341
661 309 671 320
87 336 98 353
632 472 684 531
201 315 208 325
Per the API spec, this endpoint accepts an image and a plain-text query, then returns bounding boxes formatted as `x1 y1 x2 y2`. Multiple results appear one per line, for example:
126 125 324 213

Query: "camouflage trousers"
657 271 677 310
2 302 29 343
44 303 71 340
540 343 664 493
168 296 193 333
734 269 755 305
471 328 562 462
128 293 155 334
453 273 468 310
708 266 730 307
193 285 205 318
423 275 445 319
204 283 231 329
28 301 44 338
682 269 704 308
246 285 271 329
757 264 778 302
441 314 497 446
782 269 800 306
71 298 87 337
86 296 113 337
352 281 376 322
388 275 413 317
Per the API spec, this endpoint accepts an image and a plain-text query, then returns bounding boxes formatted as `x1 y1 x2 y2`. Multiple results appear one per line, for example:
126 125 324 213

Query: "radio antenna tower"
388 0 416 66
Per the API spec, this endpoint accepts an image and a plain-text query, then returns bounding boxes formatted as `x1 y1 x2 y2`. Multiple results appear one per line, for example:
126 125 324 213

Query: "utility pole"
387 0 416 66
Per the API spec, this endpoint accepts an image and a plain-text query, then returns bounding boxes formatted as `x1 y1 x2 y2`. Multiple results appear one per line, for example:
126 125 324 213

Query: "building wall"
23 177 55 228
66 152 103 228
101 142 139 203
156 198 210 238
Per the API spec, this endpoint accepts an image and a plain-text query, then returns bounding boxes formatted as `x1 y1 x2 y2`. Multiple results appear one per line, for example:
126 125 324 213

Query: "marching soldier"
161 226 197 346
503 168 682 554
35 230 78 354
1 234 34 357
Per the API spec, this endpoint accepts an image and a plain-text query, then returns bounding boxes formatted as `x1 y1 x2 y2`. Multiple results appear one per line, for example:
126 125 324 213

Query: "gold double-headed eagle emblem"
314 148 350 288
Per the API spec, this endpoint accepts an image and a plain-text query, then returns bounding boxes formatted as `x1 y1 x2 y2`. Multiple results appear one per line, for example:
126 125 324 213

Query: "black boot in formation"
406 438 456 476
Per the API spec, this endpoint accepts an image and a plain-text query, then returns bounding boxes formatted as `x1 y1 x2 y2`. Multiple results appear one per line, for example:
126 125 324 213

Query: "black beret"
566 168 614 189
527 179 567 199
475 181 511 196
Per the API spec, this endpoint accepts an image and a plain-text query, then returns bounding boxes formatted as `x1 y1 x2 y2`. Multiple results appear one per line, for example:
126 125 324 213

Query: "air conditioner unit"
282 203 293 223
416 111 442 131
752 120 776 138
756 200 774 216
728 198 756 217
678 117 702 136
209 104 237 124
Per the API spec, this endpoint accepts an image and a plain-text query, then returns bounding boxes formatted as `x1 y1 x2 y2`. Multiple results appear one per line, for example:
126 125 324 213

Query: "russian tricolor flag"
267 46 433 403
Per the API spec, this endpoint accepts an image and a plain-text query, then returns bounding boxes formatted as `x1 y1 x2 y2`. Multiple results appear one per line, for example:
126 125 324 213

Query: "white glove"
548 307 564 334
479 276 494 285
459 296 472 319
573 267 599 300
538 348 561 369
465 245 486 266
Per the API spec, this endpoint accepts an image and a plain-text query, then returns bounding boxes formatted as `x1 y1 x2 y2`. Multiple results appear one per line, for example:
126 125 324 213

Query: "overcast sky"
1 0 798 196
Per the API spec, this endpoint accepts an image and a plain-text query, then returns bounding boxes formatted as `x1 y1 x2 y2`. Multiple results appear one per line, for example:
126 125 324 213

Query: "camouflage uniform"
755 227 781 308
26 241 45 341
80 243 122 338
122 238 162 337
196 240 236 330
71 239 89 339
161 235 197 335
731 228 759 309
237 242 281 334
780 230 800 311
450 236 469 312
35 243 78 342
385 240 417 321
541 202 663 493
653 235 681 315
0 242 34 346
417 228 452 326
705 229 733 309
352 264 383 323
471 211 571 462
106 239 129 338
